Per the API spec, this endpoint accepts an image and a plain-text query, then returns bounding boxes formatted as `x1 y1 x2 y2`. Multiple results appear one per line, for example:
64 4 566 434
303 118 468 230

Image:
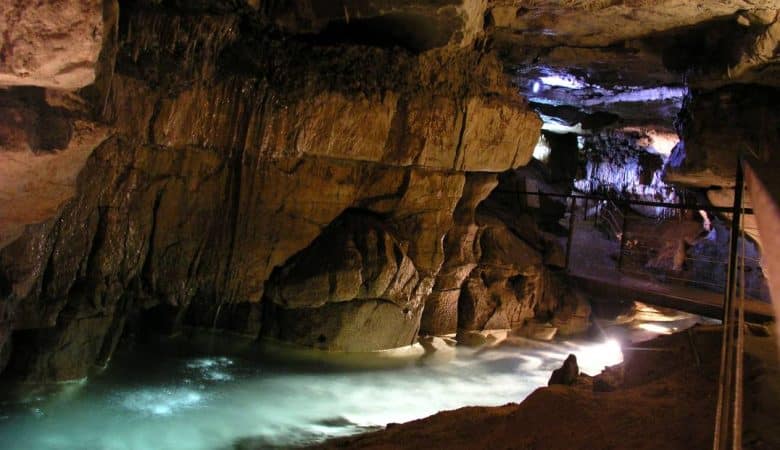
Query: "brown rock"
0 0 105 89
456 330 489 348
0 5 544 381
0 89 110 248
421 173 498 335
262 212 422 351
420 290 460 336
548 354 579 386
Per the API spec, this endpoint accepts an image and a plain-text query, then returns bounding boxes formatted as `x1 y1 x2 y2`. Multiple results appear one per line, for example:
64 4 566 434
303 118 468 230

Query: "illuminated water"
0 332 629 450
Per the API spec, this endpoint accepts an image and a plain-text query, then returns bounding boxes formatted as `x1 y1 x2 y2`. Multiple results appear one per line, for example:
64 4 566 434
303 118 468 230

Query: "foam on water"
0 336 626 450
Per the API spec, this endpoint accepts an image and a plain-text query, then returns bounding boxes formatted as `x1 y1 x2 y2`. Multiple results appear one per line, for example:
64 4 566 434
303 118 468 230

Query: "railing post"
617 205 628 272
713 156 745 450
584 197 589 221
565 197 577 272
723 160 744 322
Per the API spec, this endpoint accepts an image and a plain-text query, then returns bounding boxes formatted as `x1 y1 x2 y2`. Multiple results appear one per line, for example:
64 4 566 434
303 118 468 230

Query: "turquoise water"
0 334 625 450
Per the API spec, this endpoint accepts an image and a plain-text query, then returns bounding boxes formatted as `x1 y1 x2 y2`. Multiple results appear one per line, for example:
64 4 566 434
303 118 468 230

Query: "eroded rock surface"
0 0 106 89
422 164 592 338
2 0 776 384
0 1 543 380
263 212 424 351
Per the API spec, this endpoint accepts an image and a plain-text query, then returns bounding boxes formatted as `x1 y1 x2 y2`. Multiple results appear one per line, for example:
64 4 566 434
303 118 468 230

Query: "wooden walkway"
570 270 774 323
565 211 774 323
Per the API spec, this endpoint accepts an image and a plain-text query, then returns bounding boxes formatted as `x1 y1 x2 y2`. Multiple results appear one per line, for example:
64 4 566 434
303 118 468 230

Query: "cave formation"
0 1 779 449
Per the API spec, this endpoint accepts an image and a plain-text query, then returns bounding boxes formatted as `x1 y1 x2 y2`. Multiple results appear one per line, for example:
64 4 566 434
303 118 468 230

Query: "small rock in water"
513 322 558 341
548 354 579 386
456 330 488 347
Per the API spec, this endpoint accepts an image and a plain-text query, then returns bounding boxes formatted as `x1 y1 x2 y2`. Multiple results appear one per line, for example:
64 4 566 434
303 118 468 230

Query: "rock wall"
421 166 591 338
669 85 780 189
0 0 107 89
0 2 544 381
667 84 780 248
263 211 425 351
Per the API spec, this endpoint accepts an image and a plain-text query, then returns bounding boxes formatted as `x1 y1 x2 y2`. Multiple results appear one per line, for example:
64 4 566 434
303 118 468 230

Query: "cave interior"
0 1 779 449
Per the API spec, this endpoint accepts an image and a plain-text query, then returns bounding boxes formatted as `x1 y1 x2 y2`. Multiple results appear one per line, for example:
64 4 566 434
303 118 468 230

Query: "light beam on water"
0 336 625 450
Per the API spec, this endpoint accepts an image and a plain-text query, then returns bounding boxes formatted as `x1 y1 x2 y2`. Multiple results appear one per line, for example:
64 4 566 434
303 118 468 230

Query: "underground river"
0 306 707 450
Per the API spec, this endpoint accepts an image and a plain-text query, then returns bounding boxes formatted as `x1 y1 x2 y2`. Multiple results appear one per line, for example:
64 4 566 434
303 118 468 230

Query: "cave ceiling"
5 1 779 122
221 0 780 131
490 0 780 132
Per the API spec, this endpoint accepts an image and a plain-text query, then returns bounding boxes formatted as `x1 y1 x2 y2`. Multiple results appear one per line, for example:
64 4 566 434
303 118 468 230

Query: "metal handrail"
598 199 624 241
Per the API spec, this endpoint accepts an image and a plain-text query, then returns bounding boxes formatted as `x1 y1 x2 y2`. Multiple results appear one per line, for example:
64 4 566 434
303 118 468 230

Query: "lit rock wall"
0 0 106 89
421 166 590 337
575 130 679 218
0 4 540 381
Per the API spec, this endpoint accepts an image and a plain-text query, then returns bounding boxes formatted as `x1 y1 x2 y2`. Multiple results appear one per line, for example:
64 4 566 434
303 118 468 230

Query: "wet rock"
456 330 489 348
420 290 460 337
0 320 10 374
0 88 110 248
513 321 557 342
550 295 592 337
548 354 579 386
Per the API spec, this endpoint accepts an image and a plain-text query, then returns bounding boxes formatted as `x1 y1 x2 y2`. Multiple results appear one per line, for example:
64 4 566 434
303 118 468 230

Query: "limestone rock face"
267 0 491 50
0 0 106 89
263 212 423 351
455 216 591 335
492 1 770 49
667 84 780 247
421 173 498 335
457 222 543 331
423 165 591 337
498 2 780 132
669 85 780 189
0 3 542 380
0 89 110 248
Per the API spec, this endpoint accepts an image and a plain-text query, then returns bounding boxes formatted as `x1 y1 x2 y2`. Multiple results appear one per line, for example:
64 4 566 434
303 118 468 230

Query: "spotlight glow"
532 81 541 93
532 136 552 162
539 74 586 89
574 339 623 375
637 323 674 335
583 87 687 106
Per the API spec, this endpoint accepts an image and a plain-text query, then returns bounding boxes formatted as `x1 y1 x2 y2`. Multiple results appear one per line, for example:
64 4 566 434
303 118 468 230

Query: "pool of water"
0 331 629 450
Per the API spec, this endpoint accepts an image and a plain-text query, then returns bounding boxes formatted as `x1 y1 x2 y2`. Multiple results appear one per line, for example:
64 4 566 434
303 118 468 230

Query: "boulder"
262 212 423 351
456 330 484 347
593 366 624 393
